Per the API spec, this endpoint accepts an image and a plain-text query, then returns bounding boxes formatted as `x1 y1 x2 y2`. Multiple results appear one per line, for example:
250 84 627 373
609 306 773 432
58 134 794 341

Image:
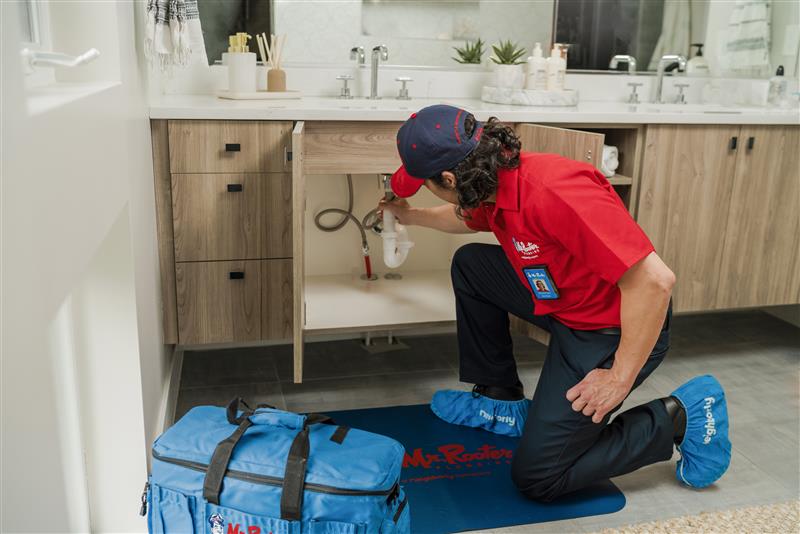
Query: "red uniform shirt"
463 152 654 330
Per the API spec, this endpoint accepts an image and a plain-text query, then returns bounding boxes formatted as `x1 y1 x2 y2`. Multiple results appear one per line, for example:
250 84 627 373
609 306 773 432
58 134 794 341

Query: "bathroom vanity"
149 97 799 382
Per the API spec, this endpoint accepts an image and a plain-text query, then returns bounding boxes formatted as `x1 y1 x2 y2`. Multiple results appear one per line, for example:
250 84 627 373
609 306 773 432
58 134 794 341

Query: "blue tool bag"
142 399 410 534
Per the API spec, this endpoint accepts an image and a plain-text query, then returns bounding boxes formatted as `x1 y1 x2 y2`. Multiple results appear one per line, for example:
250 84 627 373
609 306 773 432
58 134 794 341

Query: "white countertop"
150 94 800 125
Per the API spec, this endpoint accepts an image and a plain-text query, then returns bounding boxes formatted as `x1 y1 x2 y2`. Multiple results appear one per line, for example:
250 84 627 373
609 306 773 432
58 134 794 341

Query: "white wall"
1 1 169 531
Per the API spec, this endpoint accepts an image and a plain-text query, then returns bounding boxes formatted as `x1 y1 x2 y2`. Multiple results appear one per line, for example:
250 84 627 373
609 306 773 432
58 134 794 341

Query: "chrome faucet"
369 45 389 99
609 54 637 74
654 54 687 104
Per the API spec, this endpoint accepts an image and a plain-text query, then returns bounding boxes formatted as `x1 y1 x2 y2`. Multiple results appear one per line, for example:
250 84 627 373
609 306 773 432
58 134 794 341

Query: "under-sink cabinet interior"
150 119 799 383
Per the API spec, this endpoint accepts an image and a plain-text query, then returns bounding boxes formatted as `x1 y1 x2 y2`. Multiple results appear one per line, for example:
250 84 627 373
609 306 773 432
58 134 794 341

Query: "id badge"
523 266 559 300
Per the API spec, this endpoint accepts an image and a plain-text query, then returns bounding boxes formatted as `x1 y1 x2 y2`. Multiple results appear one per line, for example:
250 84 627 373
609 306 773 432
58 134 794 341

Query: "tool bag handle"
203 398 333 521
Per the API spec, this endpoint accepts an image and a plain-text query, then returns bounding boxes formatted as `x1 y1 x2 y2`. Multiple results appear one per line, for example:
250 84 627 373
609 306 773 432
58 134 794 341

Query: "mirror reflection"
198 0 798 77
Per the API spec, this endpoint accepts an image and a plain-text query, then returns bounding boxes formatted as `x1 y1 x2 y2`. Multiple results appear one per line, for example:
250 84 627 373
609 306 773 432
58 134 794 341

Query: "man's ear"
441 171 457 190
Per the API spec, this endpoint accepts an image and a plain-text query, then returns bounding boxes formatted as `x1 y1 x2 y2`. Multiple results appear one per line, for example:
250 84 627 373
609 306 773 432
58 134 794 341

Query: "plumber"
380 105 731 501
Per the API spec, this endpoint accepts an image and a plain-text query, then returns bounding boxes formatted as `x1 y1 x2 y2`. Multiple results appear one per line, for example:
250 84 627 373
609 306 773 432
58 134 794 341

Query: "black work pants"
451 243 675 502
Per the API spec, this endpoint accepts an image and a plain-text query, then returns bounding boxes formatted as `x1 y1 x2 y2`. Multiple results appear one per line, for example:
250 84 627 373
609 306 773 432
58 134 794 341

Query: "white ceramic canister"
224 52 257 93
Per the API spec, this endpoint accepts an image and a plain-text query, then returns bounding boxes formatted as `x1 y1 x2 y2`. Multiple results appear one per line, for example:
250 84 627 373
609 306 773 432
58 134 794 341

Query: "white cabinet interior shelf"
304 270 456 333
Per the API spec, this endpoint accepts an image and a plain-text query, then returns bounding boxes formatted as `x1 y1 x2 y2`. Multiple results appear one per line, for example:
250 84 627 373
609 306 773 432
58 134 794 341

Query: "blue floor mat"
327 404 625 534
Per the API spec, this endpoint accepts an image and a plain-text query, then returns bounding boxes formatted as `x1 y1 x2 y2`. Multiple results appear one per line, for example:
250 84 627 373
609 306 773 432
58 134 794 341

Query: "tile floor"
176 310 799 533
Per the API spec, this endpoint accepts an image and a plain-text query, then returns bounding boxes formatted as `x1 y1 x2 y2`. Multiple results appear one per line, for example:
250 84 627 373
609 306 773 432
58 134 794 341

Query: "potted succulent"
490 40 527 89
452 39 484 65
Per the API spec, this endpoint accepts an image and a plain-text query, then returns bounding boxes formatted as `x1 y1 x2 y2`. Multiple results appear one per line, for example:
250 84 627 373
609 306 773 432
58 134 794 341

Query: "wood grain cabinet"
638 124 799 311
152 119 293 345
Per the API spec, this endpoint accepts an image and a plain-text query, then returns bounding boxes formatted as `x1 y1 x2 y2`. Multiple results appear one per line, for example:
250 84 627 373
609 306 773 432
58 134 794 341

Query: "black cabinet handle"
225 143 241 152
747 137 755 151
729 136 738 150
227 183 243 192
229 271 245 280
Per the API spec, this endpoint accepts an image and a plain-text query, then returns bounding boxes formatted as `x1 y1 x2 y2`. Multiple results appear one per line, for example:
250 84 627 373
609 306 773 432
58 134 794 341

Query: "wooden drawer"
172 173 292 261
176 260 262 344
175 259 293 344
168 120 292 173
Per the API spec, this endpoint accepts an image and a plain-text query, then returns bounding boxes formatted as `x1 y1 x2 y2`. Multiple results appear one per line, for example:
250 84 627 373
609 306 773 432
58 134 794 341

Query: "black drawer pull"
225 143 241 152
729 136 738 150
229 271 245 280
747 136 755 151
227 183 243 192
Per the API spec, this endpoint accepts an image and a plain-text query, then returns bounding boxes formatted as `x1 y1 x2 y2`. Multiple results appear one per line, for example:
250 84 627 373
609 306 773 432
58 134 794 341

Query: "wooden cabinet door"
176 260 261 344
517 124 605 168
172 173 264 261
637 125 740 312
716 126 800 308
262 259 293 340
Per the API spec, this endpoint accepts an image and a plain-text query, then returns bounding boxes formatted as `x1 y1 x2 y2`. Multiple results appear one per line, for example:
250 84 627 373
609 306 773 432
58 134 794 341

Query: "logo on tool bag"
209 514 225 534
512 237 539 259
403 443 513 469
703 397 716 444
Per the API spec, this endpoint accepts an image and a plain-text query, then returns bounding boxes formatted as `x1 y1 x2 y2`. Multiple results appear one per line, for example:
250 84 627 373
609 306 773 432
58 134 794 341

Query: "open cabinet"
291 121 641 382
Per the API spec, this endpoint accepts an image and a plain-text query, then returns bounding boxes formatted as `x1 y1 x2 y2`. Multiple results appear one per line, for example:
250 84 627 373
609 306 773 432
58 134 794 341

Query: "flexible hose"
313 175 369 247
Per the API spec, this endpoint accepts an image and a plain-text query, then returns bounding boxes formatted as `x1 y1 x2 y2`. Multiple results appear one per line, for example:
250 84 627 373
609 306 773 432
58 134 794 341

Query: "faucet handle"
626 82 643 104
350 46 365 64
395 76 413 100
674 83 689 104
336 74 354 99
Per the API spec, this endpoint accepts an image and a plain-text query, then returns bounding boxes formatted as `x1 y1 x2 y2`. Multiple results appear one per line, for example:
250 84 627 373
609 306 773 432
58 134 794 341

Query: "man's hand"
378 198 413 225
566 367 634 424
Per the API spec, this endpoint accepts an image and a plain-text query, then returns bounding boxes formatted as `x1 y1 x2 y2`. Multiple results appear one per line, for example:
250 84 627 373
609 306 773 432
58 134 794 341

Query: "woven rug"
594 500 799 533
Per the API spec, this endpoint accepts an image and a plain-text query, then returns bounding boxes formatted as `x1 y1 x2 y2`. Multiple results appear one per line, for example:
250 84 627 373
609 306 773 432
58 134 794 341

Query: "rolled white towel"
601 145 619 177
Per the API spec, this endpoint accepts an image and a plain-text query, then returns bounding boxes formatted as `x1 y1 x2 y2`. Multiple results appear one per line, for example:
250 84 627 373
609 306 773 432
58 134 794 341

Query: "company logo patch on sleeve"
523 266 559 300
512 237 540 260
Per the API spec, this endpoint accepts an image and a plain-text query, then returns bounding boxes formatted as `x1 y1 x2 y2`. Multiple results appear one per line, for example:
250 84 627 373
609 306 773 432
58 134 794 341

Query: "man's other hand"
566 367 634 424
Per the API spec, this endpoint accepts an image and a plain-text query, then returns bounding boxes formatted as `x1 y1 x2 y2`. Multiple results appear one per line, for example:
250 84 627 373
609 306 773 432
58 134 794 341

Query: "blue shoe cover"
430 389 529 437
671 374 731 488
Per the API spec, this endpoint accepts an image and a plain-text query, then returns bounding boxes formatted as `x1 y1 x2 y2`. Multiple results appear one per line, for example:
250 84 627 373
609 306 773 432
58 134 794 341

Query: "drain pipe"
381 174 414 268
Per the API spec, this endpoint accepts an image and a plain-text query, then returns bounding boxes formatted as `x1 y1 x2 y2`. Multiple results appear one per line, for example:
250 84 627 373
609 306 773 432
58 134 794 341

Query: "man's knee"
451 243 486 271
511 452 564 502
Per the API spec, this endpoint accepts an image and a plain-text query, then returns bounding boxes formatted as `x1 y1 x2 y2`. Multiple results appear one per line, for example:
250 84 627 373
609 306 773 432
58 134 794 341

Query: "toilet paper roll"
601 145 619 177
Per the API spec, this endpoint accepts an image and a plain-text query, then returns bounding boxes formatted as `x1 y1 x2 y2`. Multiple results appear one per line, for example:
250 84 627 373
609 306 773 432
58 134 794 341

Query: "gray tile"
274 335 458 382
280 368 462 414
175 381 285 420
180 346 279 388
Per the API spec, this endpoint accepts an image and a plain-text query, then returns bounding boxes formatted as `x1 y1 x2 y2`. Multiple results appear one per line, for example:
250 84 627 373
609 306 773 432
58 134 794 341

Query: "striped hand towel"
145 0 208 70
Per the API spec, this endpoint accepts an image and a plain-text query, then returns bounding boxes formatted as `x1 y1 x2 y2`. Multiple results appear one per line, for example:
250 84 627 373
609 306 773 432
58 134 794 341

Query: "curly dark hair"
429 114 520 210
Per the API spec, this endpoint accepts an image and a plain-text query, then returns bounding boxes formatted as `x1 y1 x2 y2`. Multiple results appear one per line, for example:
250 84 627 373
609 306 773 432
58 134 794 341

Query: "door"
512 124 605 344
2 2 153 531
637 125 740 312
517 123 605 168
716 126 800 308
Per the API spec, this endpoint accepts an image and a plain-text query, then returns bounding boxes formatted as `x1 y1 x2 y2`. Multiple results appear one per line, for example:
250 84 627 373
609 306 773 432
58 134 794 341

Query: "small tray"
216 90 302 100
481 86 578 107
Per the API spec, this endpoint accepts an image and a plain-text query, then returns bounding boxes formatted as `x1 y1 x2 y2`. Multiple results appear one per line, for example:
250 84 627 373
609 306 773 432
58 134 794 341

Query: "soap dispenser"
686 43 709 77
525 43 548 90
768 65 788 108
546 44 566 91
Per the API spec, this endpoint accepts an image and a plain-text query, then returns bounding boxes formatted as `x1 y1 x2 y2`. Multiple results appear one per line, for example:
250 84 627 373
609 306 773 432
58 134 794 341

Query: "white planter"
493 64 525 90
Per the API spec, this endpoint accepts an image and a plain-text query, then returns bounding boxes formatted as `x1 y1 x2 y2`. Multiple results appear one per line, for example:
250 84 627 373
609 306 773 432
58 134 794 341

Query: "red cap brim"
390 166 425 198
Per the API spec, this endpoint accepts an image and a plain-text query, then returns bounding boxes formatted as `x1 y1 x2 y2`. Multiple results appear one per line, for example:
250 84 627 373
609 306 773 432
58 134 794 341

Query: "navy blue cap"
391 105 483 198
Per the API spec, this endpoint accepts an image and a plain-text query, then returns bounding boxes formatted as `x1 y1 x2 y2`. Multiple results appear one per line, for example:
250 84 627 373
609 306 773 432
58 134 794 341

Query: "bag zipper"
152 450 397 497
139 481 150 516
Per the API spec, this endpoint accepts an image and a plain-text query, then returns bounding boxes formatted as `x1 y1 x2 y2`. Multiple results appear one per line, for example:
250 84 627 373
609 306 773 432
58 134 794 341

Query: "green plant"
452 39 484 64
490 40 527 65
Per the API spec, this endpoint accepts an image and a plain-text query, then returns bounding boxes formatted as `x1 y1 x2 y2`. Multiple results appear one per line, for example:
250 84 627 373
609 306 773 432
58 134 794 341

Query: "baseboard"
159 346 183 432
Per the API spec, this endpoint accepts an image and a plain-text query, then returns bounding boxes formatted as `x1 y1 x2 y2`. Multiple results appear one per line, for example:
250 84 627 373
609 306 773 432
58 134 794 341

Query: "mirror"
197 0 798 76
